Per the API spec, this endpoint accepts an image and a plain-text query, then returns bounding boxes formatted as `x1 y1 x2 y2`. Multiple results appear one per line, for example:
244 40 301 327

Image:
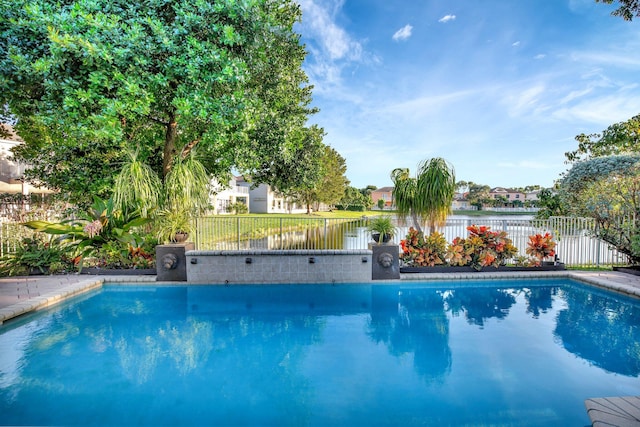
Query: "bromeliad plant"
526 233 557 266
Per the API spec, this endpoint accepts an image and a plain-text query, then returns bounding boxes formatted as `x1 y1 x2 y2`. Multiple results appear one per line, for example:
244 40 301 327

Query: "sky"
294 0 640 190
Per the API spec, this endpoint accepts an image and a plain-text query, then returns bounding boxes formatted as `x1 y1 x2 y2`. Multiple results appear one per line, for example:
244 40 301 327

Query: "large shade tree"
560 108 640 265
0 0 318 203
560 156 640 263
391 158 456 234
289 144 349 214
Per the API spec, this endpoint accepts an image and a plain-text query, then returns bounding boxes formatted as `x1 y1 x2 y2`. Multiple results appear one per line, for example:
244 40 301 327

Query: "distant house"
237 177 307 214
371 187 394 209
525 190 540 202
452 192 472 210
210 176 249 214
0 124 53 196
0 124 27 185
489 187 525 206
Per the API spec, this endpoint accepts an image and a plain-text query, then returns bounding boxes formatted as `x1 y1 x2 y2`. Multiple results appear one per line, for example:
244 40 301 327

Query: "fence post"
280 217 283 250
236 217 240 250
324 219 328 249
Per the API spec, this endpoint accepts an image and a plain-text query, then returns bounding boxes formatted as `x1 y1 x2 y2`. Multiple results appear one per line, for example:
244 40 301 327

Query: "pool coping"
1 270 640 326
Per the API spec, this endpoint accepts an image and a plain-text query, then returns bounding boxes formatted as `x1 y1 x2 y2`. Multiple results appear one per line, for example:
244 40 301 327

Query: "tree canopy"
1 0 319 203
466 183 491 210
566 114 640 163
338 186 372 211
559 155 640 263
289 144 349 213
596 0 640 21
561 155 640 197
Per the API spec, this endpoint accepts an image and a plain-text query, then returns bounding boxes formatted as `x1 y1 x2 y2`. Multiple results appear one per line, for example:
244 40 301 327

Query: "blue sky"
295 0 640 190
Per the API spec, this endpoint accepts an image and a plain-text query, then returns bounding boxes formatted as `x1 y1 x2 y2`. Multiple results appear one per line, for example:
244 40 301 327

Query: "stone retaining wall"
186 250 372 284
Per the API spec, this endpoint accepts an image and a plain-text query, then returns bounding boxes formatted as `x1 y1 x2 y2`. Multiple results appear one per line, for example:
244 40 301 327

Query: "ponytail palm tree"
391 158 456 234
113 150 211 242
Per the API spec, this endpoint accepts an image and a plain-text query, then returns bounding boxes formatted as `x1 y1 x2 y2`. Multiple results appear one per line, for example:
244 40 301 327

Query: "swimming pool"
1 278 639 426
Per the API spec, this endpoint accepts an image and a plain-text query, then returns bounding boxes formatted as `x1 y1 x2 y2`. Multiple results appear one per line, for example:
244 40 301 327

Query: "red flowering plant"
447 225 518 271
525 233 556 266
399 227 448 267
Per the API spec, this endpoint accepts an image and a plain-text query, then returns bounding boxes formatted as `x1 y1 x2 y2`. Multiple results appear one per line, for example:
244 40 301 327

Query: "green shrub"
0 236 74 276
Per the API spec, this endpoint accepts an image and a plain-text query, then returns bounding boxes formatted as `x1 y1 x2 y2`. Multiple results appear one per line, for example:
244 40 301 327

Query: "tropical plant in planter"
526 233 557 266
113 151 211 244
446 237 473 267
23 196 151 269
400 227 448 266
155 155 210 243
155 207 195 243
367 216 397 244
454 225 518 270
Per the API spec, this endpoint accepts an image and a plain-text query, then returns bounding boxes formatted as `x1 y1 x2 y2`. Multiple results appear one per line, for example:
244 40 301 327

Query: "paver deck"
0 274 154 325
585 396 640 427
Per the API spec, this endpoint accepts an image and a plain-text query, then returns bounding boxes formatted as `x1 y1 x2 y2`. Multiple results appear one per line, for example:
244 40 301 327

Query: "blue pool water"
1 278 639 426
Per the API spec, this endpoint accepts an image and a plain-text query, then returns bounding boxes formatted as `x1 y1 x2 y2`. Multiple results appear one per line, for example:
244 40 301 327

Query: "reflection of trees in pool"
554 286 640 376
367 286 562 383
444 288 517 327
114 318 214 383
523 286 557 318
369 290 451 383
13 291 325 425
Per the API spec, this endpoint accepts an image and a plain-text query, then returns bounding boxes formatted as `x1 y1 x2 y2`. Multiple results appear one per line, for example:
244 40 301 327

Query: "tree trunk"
162 117 178 180
411 211 422 234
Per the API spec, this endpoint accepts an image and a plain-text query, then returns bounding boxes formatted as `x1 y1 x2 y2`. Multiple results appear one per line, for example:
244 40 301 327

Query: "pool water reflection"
1 279 639 426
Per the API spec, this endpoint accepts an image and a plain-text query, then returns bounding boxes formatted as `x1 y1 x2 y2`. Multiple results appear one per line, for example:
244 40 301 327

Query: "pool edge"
2 270 640 325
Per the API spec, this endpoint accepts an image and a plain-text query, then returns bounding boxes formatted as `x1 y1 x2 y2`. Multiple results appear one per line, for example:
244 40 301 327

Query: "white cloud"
552 92 640 125
297 0 365 90
438 14 456 23
570 50 640 68
512 41 521 47
501 84 547 117
299 0 362 61
379 88 480 117
534 54 546 60
392 24 413 41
